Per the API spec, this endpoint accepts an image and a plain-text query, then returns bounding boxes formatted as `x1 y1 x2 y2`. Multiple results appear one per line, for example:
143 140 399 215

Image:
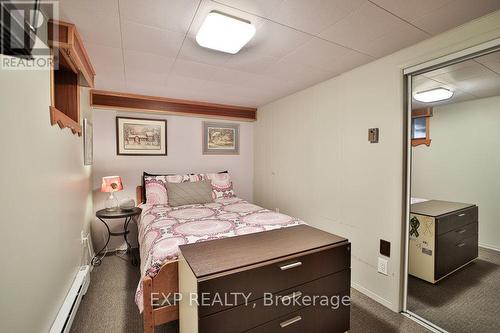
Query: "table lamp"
101 176 123 211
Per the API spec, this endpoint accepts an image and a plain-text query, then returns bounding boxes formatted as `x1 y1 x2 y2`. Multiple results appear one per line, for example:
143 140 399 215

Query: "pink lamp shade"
101 176 123 193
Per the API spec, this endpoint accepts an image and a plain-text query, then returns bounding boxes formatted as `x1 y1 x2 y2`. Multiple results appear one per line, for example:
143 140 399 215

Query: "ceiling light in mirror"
196 11 256 54
413 88 454 103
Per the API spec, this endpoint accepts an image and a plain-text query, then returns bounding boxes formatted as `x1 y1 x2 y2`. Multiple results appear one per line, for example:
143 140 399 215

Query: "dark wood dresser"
178 225 351 333
409 200 478 283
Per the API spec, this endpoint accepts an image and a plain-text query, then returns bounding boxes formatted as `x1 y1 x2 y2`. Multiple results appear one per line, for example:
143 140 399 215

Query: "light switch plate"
378 257 388 275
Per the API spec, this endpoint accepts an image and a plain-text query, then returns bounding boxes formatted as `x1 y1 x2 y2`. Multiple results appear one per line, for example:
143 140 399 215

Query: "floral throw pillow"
202 172 235 199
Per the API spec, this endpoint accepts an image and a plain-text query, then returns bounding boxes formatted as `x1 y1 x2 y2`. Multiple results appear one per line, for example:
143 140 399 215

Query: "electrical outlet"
81 231 88 245
378 257 388 275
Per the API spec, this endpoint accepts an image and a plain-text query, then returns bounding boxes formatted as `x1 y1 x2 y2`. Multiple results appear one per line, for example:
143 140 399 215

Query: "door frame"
400 37 500 331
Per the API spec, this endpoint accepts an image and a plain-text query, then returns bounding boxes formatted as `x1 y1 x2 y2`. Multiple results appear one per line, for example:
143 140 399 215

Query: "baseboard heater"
49 265 90 333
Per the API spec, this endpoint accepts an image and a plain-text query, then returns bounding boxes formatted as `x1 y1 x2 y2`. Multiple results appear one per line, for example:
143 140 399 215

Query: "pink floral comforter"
135 197 305 312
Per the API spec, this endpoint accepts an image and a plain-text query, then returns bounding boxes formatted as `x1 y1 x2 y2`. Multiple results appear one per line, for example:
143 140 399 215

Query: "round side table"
91 207 142 266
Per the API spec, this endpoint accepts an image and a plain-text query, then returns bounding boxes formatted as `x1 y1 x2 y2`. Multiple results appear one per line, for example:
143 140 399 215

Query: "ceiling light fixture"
196 11 256 54
413 87 454 103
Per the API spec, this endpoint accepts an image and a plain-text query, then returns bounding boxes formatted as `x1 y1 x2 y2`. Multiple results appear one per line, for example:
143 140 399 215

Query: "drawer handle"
456 242 466 248
280 315 302 328
280 291 302 304
279 261 302 271
458 213 466 217
456 229 467 234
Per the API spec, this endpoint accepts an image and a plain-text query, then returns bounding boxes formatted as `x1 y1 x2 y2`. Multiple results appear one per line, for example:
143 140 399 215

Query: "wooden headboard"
136 186 143 205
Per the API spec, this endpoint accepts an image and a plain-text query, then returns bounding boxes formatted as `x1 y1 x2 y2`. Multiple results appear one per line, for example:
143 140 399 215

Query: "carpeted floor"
71 251 427 333
408 247 500 332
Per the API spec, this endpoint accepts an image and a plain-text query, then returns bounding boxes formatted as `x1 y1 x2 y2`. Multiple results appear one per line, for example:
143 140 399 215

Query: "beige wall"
412 96 500 251
0 62 93 331
254 11 500 311
91 109 254 251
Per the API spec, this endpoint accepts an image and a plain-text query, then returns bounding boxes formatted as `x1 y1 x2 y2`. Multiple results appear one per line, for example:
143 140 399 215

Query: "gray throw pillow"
167 180 214 207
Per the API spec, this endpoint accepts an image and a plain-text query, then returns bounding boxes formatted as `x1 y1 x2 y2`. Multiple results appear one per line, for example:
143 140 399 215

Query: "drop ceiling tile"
431 62 497 84
59 1 122 48
177 37 231 66
423 60 478 77
94 77 127 92
359 22 428 57
123 50 174 87
369 0 454 28
223 49 280 74
125 70 168 87
170 59 218 81
121 20 185 58
409 0 500 35
476 51 500 65
124 50 175 74
119 0 199 33
165 75 209 93
248 20 311 58
270 0 366 35
212 0 284 19
318 2 428 57
266 56 336 87
283 38 353 72
476 51 500 74
85 43 125 82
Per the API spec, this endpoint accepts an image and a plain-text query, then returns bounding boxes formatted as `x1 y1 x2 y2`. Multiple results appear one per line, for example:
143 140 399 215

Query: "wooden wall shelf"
90 90 257 121
48 20 95 88
48 20 95 136
50 106 82 136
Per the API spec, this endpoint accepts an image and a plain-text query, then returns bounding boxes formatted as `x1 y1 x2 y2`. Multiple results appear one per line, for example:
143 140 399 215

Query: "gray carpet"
71 251 427 333
408 247 500 332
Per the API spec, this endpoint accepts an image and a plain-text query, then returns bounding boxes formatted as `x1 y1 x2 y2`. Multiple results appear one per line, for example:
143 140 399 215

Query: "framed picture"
116 117 167 156
203 122 240 155
83 118 93 165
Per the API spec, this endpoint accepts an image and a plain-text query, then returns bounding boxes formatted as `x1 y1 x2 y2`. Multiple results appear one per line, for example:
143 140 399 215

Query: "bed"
134 185 305 333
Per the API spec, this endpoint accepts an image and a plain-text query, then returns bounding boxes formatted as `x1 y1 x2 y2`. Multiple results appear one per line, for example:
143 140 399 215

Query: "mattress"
134 196 305 312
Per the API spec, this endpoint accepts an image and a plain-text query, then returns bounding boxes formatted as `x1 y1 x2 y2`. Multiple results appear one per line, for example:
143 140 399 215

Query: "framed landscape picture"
116 117 167 156
203 122 240 155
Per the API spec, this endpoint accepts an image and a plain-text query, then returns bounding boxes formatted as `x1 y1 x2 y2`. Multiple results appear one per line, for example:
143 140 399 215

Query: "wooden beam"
90 90 257 121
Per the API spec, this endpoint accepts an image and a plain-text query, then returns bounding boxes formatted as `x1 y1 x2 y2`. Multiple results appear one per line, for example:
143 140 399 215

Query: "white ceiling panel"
121 20 185 58
177 37 232 66
245 20 311 58
118 0 199 33
212 0 284 18
59 0 122 48
409 0 500 35
370 0 454 28
412 51 500 108
318 2 429 57
170 59 218 80
269 0 366 35
65 0 499 107
282 37 352 72
223 49 280 74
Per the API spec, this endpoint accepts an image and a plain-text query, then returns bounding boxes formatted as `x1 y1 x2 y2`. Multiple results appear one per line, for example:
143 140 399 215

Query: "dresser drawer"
198 243 350 317
436 233 478 280
199 269 350 333
436 206 477 236
245 299 350 333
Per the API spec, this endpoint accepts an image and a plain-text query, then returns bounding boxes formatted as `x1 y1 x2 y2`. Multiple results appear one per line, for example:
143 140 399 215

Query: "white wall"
254 12 500 312
0 64 93 331
92 109 254 251
412 96 500 251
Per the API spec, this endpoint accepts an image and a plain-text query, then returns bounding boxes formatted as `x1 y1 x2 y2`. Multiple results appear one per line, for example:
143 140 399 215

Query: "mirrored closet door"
405 49 500 333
